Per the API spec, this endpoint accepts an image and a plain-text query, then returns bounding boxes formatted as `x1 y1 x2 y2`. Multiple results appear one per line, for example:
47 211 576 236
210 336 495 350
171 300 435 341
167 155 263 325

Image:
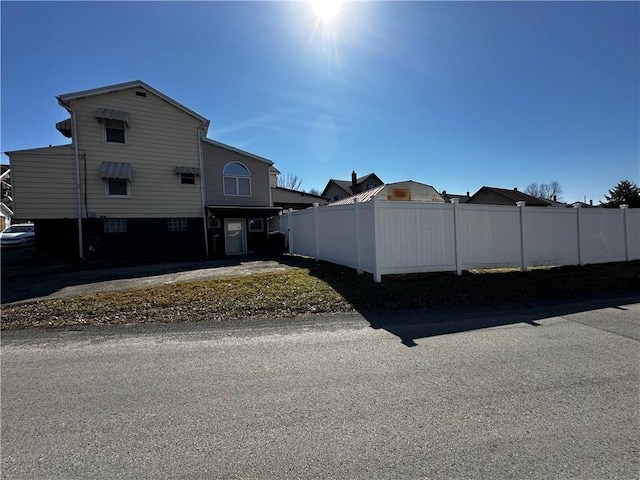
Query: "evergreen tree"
603 180 640 208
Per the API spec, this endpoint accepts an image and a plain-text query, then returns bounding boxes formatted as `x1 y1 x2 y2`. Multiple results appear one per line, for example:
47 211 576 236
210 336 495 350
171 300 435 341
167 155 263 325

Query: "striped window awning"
94 108 130 126
55 118 73 138
99 162 132 180
174 166 201 175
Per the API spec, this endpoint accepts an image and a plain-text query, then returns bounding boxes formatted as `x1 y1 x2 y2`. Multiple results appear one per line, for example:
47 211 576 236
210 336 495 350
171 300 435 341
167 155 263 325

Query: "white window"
167 218 188 231
223 162 251 196
105 178 130 197
105 119 126 144
180 173 196 185
104 219 127 233
248 218 264 232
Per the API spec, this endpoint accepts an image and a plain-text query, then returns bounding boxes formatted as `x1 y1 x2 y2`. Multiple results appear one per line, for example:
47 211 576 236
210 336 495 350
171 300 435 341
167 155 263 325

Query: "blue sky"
2 1 638 203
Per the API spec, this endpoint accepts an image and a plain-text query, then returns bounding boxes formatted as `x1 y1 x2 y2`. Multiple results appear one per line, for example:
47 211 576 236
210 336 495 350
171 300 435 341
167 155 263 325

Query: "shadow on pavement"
304 260 640 347
362 297 639 347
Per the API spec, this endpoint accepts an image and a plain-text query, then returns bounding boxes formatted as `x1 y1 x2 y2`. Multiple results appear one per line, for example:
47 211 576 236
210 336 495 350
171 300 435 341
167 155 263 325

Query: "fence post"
573 204 583 265
372 196 382 283
452 199 462 275
516 201 527 271
620 204 629 261
354 198 363 274
287 208 294 255
313 203 320 261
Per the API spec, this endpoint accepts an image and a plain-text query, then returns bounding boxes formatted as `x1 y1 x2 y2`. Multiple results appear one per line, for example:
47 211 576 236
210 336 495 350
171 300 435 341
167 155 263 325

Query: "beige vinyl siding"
70 87 204 218
9 146 77 219
202 142 272 207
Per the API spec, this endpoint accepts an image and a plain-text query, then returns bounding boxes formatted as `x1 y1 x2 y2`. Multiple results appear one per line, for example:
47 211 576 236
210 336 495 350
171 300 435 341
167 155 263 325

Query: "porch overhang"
206 205 281 217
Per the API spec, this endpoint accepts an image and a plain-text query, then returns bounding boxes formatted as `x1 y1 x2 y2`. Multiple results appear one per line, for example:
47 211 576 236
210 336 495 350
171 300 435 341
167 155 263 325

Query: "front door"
224 219 247 255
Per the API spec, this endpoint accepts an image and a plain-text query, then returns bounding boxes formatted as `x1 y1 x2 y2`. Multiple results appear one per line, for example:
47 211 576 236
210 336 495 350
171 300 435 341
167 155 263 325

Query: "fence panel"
525 208 579 266
628 210 640 260
377 202 456 275
289 209 317 258
457 204 522 269
581 208 627 264
273 202 639 281
316 205 360 268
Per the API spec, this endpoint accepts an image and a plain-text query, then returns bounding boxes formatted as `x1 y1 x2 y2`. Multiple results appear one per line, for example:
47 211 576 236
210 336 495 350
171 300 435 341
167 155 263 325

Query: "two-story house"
6 80 279 259
321 171 384 203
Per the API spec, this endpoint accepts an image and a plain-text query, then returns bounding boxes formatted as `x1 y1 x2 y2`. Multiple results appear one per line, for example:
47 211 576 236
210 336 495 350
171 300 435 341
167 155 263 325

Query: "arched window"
223 162 251 196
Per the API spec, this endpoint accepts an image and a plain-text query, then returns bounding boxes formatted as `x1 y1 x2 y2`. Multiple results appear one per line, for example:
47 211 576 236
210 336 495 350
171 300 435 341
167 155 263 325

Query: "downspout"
63 104 84 260
197 127 209 257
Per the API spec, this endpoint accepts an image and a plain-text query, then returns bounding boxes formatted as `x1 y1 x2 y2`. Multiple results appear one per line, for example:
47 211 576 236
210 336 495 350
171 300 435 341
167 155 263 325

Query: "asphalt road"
2 300 639 479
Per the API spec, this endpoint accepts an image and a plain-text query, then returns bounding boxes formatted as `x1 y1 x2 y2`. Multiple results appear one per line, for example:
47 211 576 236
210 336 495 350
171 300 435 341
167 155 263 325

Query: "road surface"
2 298 639 479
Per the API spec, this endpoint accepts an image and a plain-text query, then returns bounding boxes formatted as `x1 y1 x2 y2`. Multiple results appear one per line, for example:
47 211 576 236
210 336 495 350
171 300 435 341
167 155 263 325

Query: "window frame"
248 218 264 232
167 218 188 232
179 173 196 185
104 118 127 145
223 162 252 197
103 219 127 233
105 178 130 198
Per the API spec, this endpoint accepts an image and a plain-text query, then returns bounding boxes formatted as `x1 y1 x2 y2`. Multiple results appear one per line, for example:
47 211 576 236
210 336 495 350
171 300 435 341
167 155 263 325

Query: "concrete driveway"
1 255 308 304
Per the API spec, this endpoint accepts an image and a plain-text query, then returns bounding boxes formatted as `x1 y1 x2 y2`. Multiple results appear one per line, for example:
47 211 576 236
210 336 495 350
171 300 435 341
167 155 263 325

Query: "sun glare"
310 0 343 23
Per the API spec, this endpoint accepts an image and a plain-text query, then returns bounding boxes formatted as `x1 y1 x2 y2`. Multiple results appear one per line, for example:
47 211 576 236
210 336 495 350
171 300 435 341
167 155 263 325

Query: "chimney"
590 199 593 206
514 187 518 192
553 195 557 202
351 171 357 192
442 190 447 195
466 191 470 197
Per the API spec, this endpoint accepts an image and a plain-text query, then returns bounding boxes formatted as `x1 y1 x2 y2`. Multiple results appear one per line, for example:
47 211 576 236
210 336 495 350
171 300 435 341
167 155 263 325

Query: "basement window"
104 219 127 233
167 218 188 232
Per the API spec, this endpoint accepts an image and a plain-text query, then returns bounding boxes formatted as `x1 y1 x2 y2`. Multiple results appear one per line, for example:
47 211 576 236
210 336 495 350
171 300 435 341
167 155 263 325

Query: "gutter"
58 99 84 260
197 127 209 257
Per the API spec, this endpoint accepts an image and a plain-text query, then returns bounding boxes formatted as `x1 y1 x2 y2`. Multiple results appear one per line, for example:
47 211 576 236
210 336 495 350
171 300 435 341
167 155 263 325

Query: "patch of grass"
2 261 639 330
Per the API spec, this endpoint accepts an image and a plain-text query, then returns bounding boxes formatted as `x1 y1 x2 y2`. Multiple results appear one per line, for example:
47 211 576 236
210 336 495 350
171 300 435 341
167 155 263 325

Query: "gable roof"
329 181 445 206
321 172 384 197
202 138 274 166
56 80 210 127
469 186 552 207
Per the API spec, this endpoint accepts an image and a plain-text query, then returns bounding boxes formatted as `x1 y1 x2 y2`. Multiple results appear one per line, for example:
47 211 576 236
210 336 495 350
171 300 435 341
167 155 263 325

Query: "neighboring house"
0 165 12 230
467 186 552 207
328 181 445 206
269 167 329 210
441 190 471 204
321 171 384 202
271 186 329 210
5 80 279 259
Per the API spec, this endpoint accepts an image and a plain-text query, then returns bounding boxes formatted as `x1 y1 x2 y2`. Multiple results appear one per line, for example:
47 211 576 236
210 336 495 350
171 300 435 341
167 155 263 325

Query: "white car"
0 223 35 248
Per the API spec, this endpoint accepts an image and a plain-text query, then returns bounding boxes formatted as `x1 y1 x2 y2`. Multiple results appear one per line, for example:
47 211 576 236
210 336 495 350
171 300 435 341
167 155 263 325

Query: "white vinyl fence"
269 198 640 282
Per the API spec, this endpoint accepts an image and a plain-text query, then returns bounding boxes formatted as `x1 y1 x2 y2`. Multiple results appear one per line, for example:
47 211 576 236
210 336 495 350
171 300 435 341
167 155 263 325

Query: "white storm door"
224 219 247 255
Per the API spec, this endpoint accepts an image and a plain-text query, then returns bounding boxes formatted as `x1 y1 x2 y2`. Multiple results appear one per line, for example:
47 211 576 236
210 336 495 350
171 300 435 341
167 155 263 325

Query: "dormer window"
105 119 126 143
223 162 251 196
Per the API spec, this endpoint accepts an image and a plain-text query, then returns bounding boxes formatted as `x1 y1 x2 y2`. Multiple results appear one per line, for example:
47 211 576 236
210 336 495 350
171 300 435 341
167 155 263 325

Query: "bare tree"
308 188 321 196
277 172 303 191
525 181 563 201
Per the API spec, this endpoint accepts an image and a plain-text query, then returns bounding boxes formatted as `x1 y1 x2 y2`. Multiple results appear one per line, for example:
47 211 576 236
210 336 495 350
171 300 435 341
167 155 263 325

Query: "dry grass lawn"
2 260 639 330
